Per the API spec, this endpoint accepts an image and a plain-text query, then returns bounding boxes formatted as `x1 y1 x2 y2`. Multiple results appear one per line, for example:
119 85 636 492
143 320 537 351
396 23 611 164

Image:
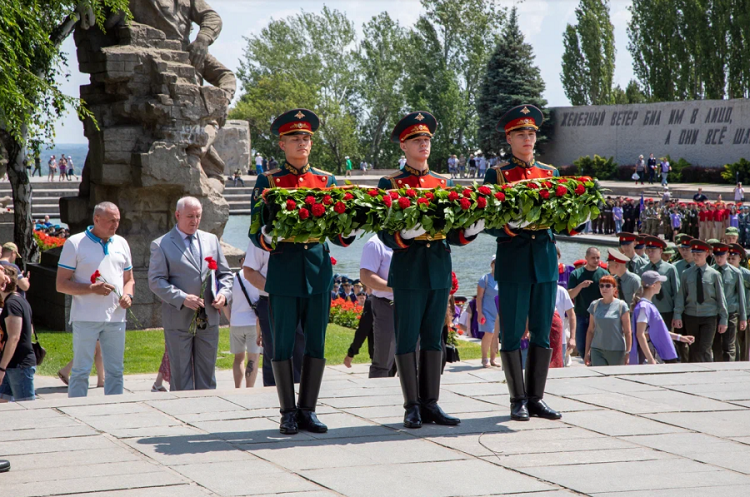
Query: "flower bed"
250 177 604 245
34 230 65 251
329 298 363 329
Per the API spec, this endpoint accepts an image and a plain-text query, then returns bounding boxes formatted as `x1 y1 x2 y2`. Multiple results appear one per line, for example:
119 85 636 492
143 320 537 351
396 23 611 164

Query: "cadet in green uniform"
673 239 728 362
641 236 680 327
249 109 359 435
634 236 647 260
728 243 750 361
711 243 747 362
617 232 648 275
673 235 695 278
606 248 641 306
483 105 563 422
378 111 484 429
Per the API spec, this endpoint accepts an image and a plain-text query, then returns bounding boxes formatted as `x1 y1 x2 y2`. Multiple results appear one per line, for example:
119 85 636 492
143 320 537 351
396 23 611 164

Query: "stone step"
224 194 253 201
229 209 252 215
227 201 252 209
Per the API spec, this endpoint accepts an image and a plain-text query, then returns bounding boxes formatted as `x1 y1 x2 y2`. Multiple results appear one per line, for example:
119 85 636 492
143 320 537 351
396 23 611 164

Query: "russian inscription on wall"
540 98 750 167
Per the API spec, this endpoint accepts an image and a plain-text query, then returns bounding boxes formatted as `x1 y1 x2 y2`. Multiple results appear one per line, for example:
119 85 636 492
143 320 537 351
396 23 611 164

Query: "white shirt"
255 156 263 166
176 226 199 253
398 158 406 168
556 284 575 340
244 240 269 297
230 270 259 327
58 227 133 323
360 235 393 300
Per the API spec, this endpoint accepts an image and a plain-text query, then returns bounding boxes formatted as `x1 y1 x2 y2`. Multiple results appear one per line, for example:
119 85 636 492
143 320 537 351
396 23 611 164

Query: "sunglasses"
599 283 614 289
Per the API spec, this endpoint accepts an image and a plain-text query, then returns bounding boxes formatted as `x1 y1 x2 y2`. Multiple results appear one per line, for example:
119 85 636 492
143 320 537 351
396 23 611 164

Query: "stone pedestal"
58 21 246 329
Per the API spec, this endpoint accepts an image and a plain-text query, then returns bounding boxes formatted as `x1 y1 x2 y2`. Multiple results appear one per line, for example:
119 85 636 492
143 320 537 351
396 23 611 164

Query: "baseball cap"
2 242 18 253
641 270 667 286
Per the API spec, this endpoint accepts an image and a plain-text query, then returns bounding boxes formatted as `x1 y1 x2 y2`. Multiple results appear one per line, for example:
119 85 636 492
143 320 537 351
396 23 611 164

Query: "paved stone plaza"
4 361 750 496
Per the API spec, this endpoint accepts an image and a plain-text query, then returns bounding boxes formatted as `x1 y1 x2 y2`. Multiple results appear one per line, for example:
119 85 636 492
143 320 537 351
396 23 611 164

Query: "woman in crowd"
584 275 632 366
629 271 694 364
613 200 623 234
735 182 745 203
476 256 499 367
635 155 645 185
0 266 36 402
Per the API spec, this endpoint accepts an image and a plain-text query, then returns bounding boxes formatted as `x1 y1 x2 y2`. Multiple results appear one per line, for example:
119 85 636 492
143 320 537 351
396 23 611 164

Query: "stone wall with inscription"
539 98 750 167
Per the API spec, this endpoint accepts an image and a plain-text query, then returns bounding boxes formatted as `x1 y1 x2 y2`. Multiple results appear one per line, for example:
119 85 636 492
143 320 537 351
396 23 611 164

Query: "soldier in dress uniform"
634 236 647 260
483 104 562 422
377 111 484 429
673 234 695 278
617 232 648 275
728 243 750 360
249 108 360 435
606 248 641 306
710 242 747 362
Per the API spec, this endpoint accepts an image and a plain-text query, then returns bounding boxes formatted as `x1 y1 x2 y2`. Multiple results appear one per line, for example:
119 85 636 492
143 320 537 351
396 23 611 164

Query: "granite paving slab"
5 363 750 496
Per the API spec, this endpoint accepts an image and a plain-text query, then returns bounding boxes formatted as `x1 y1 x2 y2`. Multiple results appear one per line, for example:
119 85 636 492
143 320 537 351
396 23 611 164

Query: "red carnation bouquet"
189 256 219 334
90 270 142 328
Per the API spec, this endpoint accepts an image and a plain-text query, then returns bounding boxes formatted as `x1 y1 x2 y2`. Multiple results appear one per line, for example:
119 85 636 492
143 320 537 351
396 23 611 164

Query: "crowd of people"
586 186 750 246
633 153 671 186
45 155 78 181
447 153 497 179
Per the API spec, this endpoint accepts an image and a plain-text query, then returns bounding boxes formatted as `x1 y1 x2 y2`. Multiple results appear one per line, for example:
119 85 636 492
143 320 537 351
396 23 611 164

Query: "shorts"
0 366 36 401
230 325 261 355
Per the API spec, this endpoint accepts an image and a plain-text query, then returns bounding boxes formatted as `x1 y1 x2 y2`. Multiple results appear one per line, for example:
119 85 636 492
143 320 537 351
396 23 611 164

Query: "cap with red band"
607 248 630 264
391 111 437 144
616 232 638 244
643 236 666 249
271 108 320 137
496 104 544 134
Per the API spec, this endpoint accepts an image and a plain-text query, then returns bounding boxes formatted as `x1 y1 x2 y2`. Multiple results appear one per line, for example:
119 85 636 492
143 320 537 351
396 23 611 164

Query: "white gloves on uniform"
261 226 273 244
463 219 485 238
400 224 427 240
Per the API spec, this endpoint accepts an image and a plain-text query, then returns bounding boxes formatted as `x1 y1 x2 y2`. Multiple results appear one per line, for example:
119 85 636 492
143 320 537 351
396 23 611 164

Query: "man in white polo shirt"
56 202 134 397
360 234 395 378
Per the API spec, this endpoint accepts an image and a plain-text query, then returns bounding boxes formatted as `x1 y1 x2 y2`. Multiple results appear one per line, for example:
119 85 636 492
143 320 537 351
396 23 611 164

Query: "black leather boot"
526 345 562 420
500 349 529 421
395 352 421 428
297 355 328 433
271 359 298 434
419 350 460 425
0 459 9 473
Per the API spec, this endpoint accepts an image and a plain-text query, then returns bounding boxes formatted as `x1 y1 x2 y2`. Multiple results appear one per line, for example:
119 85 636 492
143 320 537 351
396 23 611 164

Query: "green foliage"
627 0 750 101
573 155 618 180
721 158 750 184
561 0 615 106
661 155 691 183
476 6 547 157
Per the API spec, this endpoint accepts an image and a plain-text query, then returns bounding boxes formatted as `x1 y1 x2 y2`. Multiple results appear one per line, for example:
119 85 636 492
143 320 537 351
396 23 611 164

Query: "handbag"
32 327 46 366
445 343 460 363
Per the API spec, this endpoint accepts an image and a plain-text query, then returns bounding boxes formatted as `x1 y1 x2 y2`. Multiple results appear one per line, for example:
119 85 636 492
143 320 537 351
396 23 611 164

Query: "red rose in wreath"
334 201 346 214
286 199 297 211
494 192 506 201
555 185 568 197
322 195 333 205
478 186 492 196
299 208 310 219
417 197 429 206
389 191 399 199
343 192 354 201
305 195 316 206
312 203 326 217
462 188 473 197
398 197 411 209
575 184 586 195
406 189 417 198
448 191 459 202
540 189 550 199
527 182 539 189
368 189 380 197
382 195 392 207
477 196 487 209
425 191 435 200
459 198 471 210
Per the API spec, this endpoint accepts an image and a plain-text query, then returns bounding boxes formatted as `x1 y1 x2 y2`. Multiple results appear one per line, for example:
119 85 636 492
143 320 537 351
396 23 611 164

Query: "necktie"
187 234 196 258
696 267 704 304
617 278 624 302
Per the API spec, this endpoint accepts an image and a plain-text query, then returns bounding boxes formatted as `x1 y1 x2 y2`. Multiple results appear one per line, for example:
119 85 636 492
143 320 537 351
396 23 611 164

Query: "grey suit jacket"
148 227 233 331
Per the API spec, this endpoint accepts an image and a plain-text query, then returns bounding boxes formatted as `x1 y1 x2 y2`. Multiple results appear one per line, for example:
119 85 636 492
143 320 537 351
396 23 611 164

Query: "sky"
53 0 635 144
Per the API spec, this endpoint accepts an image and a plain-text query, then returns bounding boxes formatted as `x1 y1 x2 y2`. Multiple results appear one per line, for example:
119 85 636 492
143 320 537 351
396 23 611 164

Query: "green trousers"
269 292 330 361
392 288 450 355
497 282 557 351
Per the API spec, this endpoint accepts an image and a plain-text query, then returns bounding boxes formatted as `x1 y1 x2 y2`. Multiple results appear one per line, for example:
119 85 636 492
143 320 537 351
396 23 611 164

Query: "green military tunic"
616 270 641 307
377 166 473 354
249 162 354 361
713 263 747 320
627 254 649 275
673 259 693 279
484 156 560 351
674 264 728 325
640 259 680 316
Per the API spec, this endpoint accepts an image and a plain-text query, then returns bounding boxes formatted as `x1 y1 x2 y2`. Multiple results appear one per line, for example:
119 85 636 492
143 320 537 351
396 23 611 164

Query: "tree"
232 7 360 173
476 7 548 158
354 13 408 169
404 0 505 170
560 0 615 105
0 1 130 263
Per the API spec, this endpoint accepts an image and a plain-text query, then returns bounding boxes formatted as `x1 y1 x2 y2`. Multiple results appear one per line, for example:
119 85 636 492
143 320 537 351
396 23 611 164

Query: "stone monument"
51 1 246 329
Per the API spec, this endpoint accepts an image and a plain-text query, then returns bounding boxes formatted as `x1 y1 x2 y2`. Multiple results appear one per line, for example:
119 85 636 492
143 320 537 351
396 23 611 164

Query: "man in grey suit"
148 196 233 390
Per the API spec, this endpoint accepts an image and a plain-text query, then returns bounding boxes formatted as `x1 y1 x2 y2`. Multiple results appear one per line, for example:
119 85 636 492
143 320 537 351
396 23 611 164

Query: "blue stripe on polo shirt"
124 265 132 271
85 225 112 255
58 263 76 270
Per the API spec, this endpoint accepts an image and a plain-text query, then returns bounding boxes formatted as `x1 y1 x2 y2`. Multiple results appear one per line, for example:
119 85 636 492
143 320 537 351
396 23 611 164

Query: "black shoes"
297 355 328 433
526 345 562 420
272 359 298 434
0 459 9 473
419 350 460 426
395 352 422 428
500 349 529 421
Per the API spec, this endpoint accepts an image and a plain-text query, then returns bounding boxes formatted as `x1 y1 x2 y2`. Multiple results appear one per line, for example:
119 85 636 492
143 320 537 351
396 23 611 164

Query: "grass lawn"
36 325 482 376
